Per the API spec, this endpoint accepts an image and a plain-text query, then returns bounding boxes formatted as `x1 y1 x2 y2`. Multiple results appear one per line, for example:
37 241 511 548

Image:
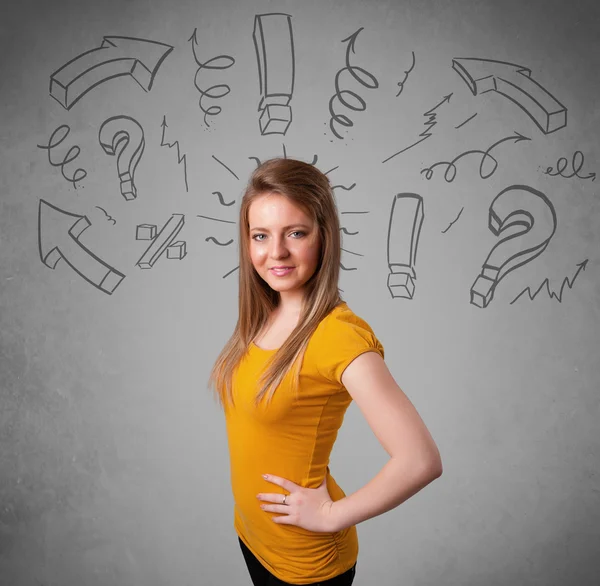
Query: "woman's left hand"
257 474 337 533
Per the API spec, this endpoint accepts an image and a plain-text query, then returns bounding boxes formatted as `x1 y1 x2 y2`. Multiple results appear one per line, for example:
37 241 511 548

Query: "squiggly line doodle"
212 191 235 207
188 28 235 127
160 116 189 192
95 206 116 225
543 151 596 182
396 51 415 97
383 93 452 163
328 27 379 140
421 131 530 182
510 259 588 304
37 125 87 187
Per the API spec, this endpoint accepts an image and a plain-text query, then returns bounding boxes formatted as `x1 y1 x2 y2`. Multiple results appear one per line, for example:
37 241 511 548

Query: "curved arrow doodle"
470 185 557 308
421 131 531 182
49 36 173 110
38 199 125 294
452 57 567 134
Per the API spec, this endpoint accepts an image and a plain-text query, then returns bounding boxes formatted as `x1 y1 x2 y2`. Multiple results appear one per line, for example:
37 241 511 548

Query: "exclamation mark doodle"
253 13 295 135
387 194 424 299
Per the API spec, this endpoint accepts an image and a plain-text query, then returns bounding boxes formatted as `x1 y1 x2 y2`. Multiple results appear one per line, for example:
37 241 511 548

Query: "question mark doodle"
387 193 424 299
98 116 145 201
470 185 557 308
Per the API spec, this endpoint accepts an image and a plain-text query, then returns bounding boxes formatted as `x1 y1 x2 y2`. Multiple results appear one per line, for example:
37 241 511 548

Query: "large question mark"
387 193 424 299
471 185 557 308
98 115 145 201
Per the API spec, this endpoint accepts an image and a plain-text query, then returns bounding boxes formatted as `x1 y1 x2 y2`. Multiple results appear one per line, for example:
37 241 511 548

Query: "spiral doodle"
188 28 235 127
328 27 379 140
36 124 87 187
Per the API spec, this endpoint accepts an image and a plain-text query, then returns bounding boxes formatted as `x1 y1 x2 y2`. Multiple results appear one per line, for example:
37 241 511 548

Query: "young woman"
208 158 442 585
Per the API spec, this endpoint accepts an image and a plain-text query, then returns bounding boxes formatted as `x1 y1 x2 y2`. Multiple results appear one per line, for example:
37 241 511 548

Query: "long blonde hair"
207 157 344 409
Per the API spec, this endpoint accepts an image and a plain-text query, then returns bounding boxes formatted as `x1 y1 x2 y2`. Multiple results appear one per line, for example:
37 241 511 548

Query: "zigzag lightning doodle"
160 115 189 191
510 260 588 304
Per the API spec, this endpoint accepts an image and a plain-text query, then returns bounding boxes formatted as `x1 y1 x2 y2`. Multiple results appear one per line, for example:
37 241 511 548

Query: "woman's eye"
252 231 305 241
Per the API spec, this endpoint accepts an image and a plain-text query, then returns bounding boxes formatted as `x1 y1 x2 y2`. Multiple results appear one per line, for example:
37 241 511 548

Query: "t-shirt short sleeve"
317 310 385 387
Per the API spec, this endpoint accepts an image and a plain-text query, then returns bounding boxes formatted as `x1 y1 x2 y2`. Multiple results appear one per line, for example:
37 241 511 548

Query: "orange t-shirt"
224 302 385 584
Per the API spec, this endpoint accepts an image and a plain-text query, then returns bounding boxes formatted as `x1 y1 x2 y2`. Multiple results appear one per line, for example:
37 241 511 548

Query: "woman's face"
248 192 321 301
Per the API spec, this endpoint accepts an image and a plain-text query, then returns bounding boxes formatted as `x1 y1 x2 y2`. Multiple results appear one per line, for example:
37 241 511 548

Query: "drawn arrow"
38 199 125 294
49 36 174 110
452 58 567 134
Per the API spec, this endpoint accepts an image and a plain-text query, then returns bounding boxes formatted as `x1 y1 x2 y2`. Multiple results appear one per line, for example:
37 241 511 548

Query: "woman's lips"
270 267 294 275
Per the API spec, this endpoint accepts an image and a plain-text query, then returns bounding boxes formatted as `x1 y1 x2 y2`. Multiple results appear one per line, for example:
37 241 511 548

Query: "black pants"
238 537 357 586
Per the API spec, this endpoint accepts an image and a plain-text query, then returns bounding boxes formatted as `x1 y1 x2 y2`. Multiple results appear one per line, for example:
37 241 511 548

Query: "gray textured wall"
1 0 599 584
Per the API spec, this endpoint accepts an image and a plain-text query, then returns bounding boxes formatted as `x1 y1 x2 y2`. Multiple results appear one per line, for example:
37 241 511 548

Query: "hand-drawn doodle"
339 210 368 272
136 214 186 269
205 236 235 246
188 28 235 128
543 151 596 182
212 154 239 179
421 131 530 182
49 36 174 110
253 13 295 135
328 27 379 140
382 94 452 163
452 58 567 134
38 199 125 294
441 207 464 234
332 182 357 192
280 143 318 165
396 51 415 97
95 206 116 225
470 185 557 308
510 259 588 304
212 191 236 207
386 194 424 299
99 116 145 201
36 125 87 188
160 116 189 192
454 113 478 129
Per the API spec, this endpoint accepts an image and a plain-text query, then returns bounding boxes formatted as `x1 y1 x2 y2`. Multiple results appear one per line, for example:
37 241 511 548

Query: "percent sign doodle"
386 194 424 299
99 116 145 201
136 214 187 269
470 185 557 308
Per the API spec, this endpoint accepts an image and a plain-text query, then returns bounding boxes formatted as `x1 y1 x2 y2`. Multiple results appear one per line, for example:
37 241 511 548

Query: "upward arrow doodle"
50 36 174 110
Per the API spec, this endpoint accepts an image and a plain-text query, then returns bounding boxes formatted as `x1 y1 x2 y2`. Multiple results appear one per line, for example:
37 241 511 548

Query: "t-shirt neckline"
250 302 347 352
